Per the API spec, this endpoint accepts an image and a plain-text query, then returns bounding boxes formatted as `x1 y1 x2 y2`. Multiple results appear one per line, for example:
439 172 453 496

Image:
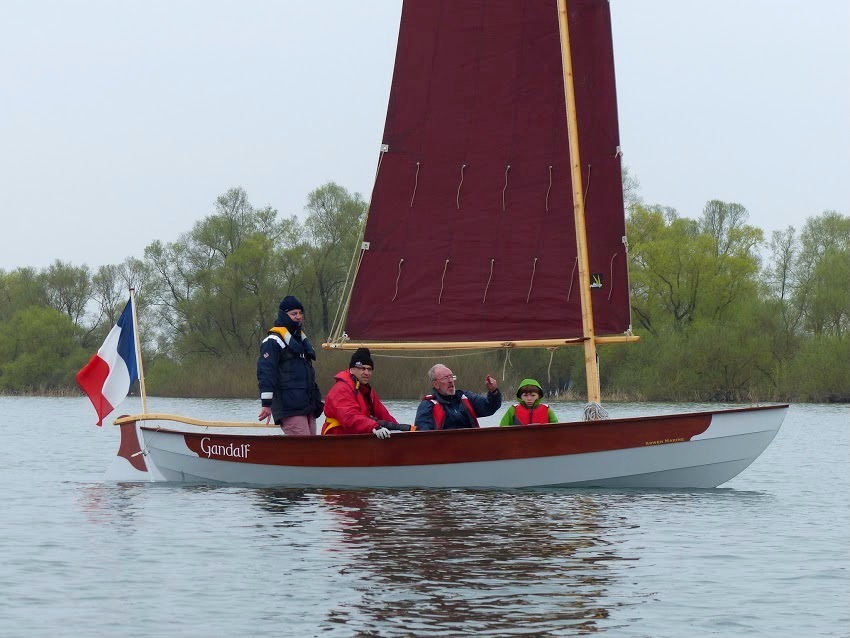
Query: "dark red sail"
344 0 629 342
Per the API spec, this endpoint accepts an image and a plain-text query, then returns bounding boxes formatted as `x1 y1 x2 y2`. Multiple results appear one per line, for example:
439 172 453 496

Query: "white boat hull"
110 405 787 488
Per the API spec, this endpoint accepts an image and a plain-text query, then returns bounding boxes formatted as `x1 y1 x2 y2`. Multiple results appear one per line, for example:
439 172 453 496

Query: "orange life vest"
424 394 480 429
512 403 551 425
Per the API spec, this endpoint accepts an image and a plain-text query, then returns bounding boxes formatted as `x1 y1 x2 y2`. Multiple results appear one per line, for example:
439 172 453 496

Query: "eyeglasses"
435 374 457 382
354 365 373 372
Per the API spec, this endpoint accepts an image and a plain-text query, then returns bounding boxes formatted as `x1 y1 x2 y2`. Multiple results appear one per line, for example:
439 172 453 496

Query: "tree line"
1 182 847 403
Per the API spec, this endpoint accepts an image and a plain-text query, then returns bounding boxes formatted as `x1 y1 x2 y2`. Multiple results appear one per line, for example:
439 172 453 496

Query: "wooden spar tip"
113 413 279 428
321 335 639 351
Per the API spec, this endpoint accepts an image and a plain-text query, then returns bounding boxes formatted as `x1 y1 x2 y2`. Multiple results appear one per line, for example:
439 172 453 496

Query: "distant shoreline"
3 389 845 404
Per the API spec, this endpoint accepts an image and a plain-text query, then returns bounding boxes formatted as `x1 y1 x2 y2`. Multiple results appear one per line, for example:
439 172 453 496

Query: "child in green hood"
499 378 559 426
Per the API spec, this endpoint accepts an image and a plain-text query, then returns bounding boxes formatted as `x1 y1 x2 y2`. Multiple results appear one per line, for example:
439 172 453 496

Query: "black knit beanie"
279 295 304 313
349 347 374 369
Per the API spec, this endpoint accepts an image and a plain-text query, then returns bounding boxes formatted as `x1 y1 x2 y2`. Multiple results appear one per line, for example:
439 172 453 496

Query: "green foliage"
144 187 306 359
0 306 88 391
0 185 846 402
42 260 92 325
785 334 850 402
300 182 368 337
0 267 49 322
627 201 763 335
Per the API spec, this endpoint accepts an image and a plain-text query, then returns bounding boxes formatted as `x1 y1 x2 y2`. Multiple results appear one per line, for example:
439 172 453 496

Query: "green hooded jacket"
499 378 559 426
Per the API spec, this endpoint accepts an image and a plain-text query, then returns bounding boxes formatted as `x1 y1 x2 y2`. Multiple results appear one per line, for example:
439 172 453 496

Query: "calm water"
0 397 847 637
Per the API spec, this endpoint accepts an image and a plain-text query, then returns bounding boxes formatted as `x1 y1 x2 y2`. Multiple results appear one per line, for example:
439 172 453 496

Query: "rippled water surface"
1 398 847 637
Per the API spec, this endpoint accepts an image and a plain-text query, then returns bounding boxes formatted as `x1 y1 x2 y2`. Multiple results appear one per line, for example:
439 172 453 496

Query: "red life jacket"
424 394 479 429
512 403 551 425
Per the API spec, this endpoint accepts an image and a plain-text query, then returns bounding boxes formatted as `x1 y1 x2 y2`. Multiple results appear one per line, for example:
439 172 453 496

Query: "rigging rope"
456 164 466 210
546 165 553 211
410 161 420 208
502 165 511 212
374 349 499 360
328 244 368 343
608 252 617 301
328 220 368 343
391 258 405 302
501 348 512 381
526 257 538 303
374 144 388 183
567 257 578 302
438 259 450 304
546 346 557 384
583 402 609 421
482 258 495 303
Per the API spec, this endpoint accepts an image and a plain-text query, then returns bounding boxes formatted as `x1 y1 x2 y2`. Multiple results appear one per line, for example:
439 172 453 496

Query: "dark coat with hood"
257 308 323 421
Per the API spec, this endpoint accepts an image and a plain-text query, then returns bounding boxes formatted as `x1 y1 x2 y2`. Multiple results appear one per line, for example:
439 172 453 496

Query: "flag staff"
129 287 149 414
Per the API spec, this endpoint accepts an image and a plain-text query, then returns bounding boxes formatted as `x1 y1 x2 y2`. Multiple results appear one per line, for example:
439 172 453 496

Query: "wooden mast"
557 0 601 404
129 287 149 414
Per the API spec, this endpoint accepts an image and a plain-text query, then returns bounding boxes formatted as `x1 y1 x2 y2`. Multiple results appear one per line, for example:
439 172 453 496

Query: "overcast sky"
2 0 847 270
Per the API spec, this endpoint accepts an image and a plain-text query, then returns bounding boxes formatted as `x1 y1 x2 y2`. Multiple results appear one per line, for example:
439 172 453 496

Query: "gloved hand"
372 427 391 440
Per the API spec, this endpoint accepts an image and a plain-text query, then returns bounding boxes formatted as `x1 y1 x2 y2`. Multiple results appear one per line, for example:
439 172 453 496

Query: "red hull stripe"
144 411 725 468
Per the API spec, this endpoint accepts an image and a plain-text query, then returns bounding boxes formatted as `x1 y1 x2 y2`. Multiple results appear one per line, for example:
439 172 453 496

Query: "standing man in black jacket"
257 295 323 435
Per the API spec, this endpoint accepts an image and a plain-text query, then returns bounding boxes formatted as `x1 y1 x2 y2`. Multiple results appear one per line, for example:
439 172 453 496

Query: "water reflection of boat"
293 490 628 634
107 0 786 488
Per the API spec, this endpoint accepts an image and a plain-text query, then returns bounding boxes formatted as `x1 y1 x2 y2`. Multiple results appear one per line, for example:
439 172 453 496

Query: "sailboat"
109 0 787 487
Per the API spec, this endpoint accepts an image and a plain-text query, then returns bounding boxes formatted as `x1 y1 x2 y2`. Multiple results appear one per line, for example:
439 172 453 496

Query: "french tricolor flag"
76 300 139 426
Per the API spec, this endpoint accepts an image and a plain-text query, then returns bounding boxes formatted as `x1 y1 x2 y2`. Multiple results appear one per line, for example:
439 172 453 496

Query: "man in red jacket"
321 348 414 438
